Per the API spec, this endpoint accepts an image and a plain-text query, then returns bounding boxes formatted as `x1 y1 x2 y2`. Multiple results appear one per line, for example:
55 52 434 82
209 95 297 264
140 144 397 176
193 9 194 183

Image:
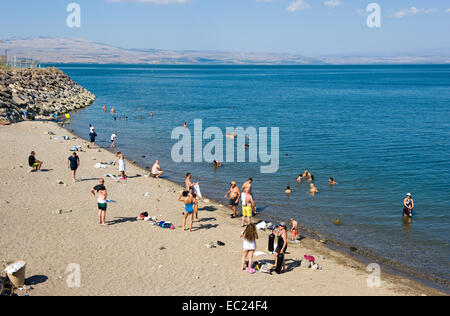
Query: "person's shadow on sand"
199 206 217 212
25 275 48 286
107 217 137 226
191 223 219 232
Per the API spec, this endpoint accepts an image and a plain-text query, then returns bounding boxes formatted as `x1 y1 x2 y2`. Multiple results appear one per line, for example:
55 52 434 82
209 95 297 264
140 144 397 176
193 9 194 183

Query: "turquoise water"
55 64 450 288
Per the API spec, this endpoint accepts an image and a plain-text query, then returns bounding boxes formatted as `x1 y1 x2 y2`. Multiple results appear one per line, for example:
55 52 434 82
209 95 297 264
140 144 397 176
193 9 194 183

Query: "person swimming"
310 183 318 195
285 186 292 195
329 177 337 185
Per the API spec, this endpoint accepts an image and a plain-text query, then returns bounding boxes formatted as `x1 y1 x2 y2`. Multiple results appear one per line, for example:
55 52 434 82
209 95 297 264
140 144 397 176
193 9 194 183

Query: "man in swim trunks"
28 151 43 171
225 181 241 218
91 178 108 227
116 152 127 180
241 178 253 195
179 191 194 232
67 152 80 183
290 218 299 241
151 160 164 178
241 188 255 227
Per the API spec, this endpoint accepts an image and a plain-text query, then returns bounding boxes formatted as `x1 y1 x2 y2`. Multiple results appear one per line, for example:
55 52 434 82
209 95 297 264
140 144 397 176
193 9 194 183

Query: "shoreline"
0 120 446 296
60 121 449 295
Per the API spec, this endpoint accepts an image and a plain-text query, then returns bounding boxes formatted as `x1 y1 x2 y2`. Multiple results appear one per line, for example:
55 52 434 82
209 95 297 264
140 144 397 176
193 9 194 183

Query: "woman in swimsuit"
179 191 195 232
274 223 288 273
403 193 414 218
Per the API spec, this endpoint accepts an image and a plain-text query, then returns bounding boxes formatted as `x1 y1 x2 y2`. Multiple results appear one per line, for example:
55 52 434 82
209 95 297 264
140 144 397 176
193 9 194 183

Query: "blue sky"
0 0 449 55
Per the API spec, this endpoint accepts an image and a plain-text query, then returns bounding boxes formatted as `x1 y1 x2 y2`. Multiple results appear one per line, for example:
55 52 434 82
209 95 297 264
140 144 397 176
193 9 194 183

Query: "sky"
0 0 449 56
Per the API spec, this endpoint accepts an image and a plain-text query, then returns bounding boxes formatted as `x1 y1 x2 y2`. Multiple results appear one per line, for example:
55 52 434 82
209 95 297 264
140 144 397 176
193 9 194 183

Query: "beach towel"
94 163 107 169
304 255 316 263
256 221 267 230
193 184 202 199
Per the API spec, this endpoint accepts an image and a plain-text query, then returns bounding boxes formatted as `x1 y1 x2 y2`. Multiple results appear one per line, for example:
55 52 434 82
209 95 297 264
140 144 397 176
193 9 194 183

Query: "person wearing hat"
403 193 415 218
225 181 241 218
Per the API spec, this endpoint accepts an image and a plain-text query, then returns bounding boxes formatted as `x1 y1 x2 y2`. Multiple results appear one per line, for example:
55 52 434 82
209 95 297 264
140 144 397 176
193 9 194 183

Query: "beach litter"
144 192 151 197
56 209 72 215
206 242 216 249
94 163 107 169
217 241 225 246
4 261 26 289
57 179 64 185
256 221 268 230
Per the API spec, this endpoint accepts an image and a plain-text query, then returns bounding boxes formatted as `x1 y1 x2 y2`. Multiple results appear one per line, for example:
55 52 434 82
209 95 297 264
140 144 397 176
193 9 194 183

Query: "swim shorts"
229 198 239 207
242 206 253 218
292 229 299 238
98 200 107 211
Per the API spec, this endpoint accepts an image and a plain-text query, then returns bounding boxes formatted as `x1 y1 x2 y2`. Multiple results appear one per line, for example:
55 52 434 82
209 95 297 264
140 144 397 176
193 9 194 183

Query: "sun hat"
280 222 287 228
406 193 412 197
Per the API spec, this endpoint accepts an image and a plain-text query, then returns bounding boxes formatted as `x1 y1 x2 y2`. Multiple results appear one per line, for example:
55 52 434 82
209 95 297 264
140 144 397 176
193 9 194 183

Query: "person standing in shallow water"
403 193 415 218
225 181 241 218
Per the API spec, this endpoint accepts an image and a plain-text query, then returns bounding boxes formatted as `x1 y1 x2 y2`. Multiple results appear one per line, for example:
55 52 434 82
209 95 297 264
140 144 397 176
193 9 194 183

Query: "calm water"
54 64 450 288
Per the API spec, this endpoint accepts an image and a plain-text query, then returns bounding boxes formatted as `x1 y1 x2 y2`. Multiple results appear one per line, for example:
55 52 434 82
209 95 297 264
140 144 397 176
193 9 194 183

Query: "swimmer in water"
329 177 338 185
213 160 222 167
403 193 414 218
310 183 318 195
111 108 115 114
297 174 302 183
150 112 155 117
285 186 292 196
183 122 187 128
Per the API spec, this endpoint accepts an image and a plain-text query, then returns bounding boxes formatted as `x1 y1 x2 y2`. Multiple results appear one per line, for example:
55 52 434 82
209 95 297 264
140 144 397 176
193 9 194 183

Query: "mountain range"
0 37 448 65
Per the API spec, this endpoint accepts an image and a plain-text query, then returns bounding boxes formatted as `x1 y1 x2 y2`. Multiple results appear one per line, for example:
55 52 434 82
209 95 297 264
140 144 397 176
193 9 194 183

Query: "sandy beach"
0 120 444 296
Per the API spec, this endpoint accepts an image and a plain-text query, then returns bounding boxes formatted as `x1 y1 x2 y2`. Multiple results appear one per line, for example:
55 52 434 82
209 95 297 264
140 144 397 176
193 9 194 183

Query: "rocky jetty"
0 67 96 123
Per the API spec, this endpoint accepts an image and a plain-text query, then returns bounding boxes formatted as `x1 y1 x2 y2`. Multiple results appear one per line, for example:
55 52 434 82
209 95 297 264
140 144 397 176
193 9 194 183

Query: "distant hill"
0 37 448 65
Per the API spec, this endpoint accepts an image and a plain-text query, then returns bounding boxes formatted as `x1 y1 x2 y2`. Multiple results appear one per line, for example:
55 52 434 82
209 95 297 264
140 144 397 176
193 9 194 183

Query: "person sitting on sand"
310 183 318 195
67 152 80 183
240 223 258 274
151 160 164 178
290 218 299 241
91 178 108 227
241 188 255 227
28 151 43 172
179 191 195 232
225 181 241 218
403 193 415 218
274 223 288 273
285 186 292 195
116 152 127 180
329 177 337 185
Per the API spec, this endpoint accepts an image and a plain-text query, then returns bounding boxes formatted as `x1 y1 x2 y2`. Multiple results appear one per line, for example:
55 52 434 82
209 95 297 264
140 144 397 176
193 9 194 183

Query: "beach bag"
275 254 284 274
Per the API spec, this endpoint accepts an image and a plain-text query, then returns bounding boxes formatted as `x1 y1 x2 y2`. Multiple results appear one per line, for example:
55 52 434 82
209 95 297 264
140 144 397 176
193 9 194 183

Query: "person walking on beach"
67 152 80 183
240 223 258 274
290 218 299 241
274 223 288 273
91 178 108 227
179 191 194 232
116 152 127 180
28 151 43 172
110 133 117 148
151 160 164 178
403 193 415 218
241 188 255 227
225 181 241 218
241 178 253 195
89 125 97 148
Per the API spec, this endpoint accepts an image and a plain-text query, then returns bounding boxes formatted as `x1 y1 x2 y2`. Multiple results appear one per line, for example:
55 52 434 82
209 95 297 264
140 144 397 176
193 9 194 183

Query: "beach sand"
0 121 444 296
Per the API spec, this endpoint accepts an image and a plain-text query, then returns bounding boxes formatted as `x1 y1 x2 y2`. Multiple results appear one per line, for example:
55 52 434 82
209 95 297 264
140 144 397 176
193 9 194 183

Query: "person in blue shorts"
67 152 80 183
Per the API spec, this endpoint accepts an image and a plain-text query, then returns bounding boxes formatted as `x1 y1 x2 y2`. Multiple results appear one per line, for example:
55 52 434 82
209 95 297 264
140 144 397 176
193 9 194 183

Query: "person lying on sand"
28 151 43 172
179 191 194 232
91 178 108 227
225 181 241 218
151 160 164 178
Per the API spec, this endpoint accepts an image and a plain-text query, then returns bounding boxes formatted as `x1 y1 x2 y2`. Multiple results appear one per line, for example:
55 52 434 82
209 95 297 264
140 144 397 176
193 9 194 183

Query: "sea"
51 64 450 291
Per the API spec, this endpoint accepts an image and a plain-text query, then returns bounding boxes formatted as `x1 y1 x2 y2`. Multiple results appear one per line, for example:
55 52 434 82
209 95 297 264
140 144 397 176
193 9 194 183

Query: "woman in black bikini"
274 223 288 273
